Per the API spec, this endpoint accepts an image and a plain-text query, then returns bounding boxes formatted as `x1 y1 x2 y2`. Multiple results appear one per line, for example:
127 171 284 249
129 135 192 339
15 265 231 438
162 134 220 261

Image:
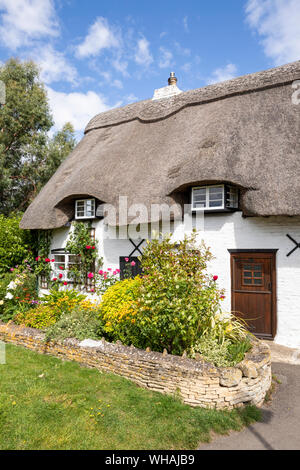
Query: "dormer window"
191 184 238 211
75 199 95 219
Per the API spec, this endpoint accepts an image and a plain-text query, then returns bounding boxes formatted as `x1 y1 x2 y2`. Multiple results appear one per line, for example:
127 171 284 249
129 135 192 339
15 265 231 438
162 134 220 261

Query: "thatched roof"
20 60 300 230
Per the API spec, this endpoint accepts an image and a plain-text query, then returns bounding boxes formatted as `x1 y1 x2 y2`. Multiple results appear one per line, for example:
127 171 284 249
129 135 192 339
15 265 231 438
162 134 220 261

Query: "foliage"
39 287 88 313
99 277 143 345
65 222 102 282
14 304 58 329
226 338 252 365
191 335 252 367
0 58 75 214
205 311 250 345
44 306 103 342
93 267 120 295
0 263 38 322
136 232 226 355
0 213 36 276
14 287 98 330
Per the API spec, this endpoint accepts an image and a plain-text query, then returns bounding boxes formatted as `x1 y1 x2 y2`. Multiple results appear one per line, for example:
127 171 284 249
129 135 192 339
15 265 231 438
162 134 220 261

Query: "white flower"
0 300 3 305
7 281 17 290
5 292 13 300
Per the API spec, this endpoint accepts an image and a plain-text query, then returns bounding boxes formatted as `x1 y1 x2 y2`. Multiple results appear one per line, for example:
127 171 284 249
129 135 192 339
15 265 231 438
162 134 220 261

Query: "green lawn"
0 343 261 450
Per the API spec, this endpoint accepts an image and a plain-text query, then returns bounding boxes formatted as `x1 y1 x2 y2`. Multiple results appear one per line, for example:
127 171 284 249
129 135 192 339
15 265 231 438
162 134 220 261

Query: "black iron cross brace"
128 239 144 257
286 234 300 257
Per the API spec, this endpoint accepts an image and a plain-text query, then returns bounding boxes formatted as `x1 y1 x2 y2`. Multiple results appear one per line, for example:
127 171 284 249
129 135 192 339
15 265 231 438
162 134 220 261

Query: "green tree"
0 58 75 214
0 212 35 276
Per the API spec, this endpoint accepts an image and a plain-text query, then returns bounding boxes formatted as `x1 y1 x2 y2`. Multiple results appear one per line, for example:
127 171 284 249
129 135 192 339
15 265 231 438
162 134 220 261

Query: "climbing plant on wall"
65 222 102 283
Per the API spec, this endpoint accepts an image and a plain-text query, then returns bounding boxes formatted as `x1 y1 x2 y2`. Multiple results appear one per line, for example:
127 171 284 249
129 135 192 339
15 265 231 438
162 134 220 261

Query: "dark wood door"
230 251 277 340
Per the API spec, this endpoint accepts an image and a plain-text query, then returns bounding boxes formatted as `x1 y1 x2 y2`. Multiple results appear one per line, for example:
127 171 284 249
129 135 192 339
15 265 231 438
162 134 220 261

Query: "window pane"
193 188 206 208
208 187 223 208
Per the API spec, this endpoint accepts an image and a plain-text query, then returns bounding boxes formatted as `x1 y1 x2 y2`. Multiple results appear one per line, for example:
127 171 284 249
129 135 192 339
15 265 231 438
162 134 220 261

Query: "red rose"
59 273 63 279
52 278 57 281
59 266 64 270
213 275 218 281
63 281 67 286
51 259 55 262
45 258 50 262
91 246 95 250
86 245 91 250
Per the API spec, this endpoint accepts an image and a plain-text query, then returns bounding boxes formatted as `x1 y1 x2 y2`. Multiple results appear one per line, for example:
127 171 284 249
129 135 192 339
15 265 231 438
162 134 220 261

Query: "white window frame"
51 253 81 282
75 199 96 219
191 184 225 211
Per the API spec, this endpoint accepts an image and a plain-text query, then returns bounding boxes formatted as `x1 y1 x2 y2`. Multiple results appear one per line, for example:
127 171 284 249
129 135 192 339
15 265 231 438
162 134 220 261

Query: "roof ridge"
85 60 300 133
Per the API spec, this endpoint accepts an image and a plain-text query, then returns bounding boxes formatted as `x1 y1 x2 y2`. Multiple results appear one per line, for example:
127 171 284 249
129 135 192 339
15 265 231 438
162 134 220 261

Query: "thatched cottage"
21 61 300 349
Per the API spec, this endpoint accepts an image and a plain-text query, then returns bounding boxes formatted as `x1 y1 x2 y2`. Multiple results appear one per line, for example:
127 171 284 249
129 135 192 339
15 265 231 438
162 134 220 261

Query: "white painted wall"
49 213 300 349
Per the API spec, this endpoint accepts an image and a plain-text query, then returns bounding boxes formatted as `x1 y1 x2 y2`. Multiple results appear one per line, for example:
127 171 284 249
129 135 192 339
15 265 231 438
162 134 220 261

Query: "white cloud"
76 17 120 58
245 0 300 65
159 47 173 69
0 0 59 50
112 79 123 89
183 16 189 33
46 86 110 133
32 45 78 85
111 57 129 77
135 37 153 67
207 63 238 85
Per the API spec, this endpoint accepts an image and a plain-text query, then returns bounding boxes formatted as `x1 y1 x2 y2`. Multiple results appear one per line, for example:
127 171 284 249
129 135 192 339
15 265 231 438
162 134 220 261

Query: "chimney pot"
168 72 177 86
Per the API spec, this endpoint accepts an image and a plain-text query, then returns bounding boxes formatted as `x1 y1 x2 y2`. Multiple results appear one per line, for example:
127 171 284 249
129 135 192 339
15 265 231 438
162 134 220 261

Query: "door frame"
228 249 278 340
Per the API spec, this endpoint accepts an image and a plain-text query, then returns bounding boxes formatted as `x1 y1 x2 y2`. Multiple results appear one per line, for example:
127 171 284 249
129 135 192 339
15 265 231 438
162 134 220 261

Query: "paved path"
198 362 300 450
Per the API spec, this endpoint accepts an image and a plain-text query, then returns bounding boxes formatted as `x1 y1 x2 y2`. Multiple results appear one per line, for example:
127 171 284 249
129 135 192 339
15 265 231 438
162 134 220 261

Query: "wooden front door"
230 251 277 340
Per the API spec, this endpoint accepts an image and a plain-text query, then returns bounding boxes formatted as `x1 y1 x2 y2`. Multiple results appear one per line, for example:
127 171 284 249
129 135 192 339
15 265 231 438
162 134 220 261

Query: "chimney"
168 72 177 86
152 72 182 101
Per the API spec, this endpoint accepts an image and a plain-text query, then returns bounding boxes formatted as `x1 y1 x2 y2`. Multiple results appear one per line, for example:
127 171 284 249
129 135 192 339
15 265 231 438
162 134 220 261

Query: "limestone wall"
0 321 271 409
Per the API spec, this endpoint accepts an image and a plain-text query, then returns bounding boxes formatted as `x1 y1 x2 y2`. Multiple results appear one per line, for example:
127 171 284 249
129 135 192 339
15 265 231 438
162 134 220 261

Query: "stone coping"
0 321 271 409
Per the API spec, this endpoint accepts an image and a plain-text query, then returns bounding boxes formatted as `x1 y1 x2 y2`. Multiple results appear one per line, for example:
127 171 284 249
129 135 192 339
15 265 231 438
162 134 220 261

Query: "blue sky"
0 0 299 137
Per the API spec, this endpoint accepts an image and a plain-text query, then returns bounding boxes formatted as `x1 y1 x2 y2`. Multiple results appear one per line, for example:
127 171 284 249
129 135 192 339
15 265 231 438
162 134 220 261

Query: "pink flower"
116 269 120 274
35 256 40 261
86 245 91 250
213 275 218 281
98 270 103 275
125 257 129 262
113 270 117 275
131 261 136 267
90 288 95 292
108 268 111 271
87 272 94 279
10 268 14 272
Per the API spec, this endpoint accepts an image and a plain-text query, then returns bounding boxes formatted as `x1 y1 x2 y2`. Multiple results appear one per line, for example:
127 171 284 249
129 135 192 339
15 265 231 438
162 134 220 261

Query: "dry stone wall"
0 321 271 409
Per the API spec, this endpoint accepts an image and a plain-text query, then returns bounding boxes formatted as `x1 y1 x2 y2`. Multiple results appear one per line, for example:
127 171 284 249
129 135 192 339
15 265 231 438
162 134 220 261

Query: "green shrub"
45 306 104 342
136 232 226 355
99 277 143 346
14 304 58 329
0 265 38 322
191 335 252 367
0 213 35 277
